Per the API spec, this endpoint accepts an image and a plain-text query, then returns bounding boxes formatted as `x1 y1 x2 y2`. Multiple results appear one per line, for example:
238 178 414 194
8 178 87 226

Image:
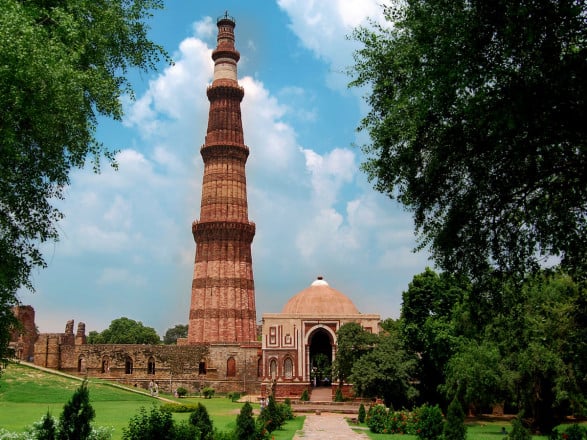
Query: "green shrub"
507 417 531 440
189 403 214 440
87 426 113 440
36 411 57 440
202 387 215 399
173 421 199 440
334 387 344 402
258 396 285 433
444 398 467 440
278 402 294 421
227 392 241 402
235 402 257 440
213 429 237 440
415 404 444 440
284 398 291 407
367 404 388 434
387 410 418 435
564 424 586 440
160 403 197 413
550 424 586 440
300 389 309 401
123 406 175 440
176 387 188 398
358 403 366 424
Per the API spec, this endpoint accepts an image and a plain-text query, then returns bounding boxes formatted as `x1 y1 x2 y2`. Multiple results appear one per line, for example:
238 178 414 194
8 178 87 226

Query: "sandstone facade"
260 277 380 399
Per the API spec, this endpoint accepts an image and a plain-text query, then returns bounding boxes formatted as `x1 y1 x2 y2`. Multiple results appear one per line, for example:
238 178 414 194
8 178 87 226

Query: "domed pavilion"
261 276 380 399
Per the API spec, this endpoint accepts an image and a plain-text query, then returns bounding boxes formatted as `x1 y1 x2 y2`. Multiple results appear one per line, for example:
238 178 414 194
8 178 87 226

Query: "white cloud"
125 36 212 138
241 76 301 174
277 0 388 90
193 16 214 40
103 195 132 229
301 147 356 207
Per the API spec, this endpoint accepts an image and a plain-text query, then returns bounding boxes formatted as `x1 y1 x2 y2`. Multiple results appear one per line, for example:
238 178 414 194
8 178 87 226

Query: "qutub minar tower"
187 13 257 344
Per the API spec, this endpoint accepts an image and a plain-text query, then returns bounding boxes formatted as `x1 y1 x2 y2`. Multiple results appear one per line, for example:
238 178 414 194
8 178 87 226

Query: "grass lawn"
351 418 554 440
0 362 301 439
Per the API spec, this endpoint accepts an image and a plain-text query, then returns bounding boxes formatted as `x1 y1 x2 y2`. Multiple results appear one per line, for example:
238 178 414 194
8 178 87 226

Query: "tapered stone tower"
187 14 257 344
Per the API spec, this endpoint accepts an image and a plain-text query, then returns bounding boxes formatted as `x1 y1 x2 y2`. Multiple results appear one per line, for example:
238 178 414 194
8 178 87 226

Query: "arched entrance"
308 328 332 387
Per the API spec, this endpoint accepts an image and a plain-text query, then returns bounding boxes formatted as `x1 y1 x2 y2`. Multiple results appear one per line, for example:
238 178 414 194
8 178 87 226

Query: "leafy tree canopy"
0 0 168 363
350 329 418 408
351 0 587 280
163 324 188 345
87 317 160 344
400 268 466 404
439 270 586 432
332 322 378 385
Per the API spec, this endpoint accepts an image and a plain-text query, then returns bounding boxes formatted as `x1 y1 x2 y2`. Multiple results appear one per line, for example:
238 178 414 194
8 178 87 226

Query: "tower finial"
217 11 235 24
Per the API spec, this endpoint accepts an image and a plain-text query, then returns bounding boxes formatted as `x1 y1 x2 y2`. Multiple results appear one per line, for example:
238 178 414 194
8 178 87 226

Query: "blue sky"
19 0 431 336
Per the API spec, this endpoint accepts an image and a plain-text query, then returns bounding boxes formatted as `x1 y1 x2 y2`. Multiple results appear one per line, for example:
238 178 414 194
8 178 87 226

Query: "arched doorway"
101 356 110 374
77 355 86 373
226 357 236 377
309 328 332 387
147 357 156 375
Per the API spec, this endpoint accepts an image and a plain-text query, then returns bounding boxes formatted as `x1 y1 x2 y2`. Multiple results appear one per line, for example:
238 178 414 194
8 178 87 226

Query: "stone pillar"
75 322 86 345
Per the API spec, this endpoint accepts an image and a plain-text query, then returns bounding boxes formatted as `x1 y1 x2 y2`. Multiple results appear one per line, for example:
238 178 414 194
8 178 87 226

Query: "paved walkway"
292 413 369 439
310 387 332 402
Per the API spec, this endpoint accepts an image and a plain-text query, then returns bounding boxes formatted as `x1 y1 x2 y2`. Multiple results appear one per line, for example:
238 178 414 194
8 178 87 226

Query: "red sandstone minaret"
187 13 257 344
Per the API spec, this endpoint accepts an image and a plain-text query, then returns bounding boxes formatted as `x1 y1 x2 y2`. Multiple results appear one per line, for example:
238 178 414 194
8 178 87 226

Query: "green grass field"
350 416 556 440
0 362 302 439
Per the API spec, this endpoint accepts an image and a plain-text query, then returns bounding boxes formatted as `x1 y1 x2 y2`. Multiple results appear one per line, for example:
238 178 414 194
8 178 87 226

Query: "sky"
19 0 431 336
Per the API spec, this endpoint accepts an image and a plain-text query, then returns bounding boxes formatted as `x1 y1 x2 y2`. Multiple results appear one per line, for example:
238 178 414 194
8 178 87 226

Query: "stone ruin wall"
9 305 38 362
29 316 261 395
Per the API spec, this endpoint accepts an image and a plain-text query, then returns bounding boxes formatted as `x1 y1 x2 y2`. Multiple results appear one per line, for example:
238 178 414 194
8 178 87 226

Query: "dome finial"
311 276 328 287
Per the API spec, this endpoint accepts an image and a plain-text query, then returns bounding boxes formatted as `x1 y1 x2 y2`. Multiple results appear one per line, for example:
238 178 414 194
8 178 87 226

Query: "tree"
163 324 188 345
332 322 377 385
258 395 285 433
446 270 584 432
189 403 213 440
350 329 418 408
235 401 257 440
123 405 175 440
495 271 583 432
57 381 95 440
444 397 467 440
358 403 366 424
350 0 587 280
87 317 160 344
441 340 509 414
36 411 57 440
0 304 17 373
400 269 465 404
416 404 444 440
0 0 168 364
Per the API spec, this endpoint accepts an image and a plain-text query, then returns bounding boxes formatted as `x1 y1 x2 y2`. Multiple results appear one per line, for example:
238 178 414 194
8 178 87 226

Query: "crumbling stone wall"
9 305 38 361
32 318 262 394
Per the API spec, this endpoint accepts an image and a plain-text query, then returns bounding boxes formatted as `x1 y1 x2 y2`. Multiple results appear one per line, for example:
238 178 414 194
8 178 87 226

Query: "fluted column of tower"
187 14 257 344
